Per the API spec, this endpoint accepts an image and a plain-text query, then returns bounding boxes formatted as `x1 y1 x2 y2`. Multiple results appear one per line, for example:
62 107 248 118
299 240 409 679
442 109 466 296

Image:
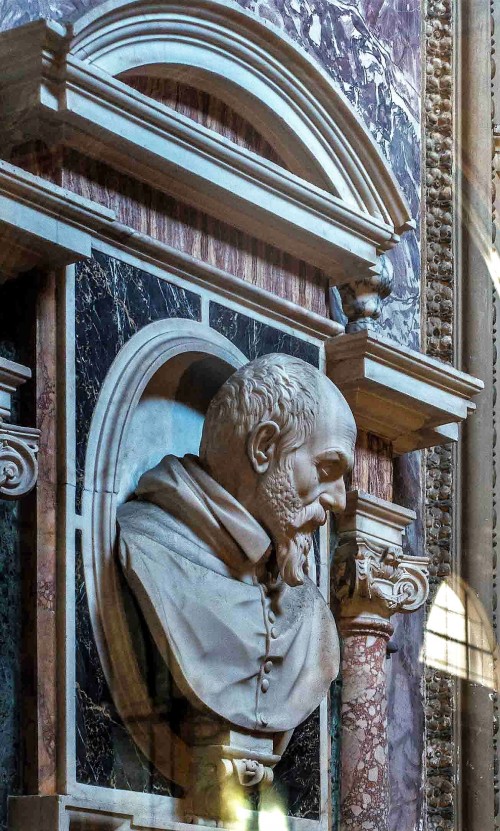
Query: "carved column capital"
334 534 429 636
0 357 40 500
0 422 40 499
333 490 429 637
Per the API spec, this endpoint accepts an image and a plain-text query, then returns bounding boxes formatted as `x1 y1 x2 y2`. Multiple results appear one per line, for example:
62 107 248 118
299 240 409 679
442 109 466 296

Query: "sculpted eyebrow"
316 450 353 472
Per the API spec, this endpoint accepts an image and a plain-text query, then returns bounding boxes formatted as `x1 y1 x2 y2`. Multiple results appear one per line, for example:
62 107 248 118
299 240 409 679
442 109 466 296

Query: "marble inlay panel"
0 497 21 831
209 302 320 367
64 150 328 318
269 709 321 819
0 276 37 830
75 250 201 510
75 252 200 789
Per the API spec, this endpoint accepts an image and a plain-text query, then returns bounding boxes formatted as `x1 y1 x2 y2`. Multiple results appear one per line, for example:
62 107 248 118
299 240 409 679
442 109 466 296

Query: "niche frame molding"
81 319 247 796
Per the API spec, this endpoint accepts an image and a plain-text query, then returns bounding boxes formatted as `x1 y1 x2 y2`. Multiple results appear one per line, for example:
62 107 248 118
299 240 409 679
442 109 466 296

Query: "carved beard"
258 460 326 587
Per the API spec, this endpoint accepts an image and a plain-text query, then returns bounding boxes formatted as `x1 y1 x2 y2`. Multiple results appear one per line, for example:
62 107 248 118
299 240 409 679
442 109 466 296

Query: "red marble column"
333 491 428 831
339 621 393 831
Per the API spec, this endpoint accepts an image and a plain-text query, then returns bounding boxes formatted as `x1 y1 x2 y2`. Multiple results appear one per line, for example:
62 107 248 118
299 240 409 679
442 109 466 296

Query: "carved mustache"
288 501 327 532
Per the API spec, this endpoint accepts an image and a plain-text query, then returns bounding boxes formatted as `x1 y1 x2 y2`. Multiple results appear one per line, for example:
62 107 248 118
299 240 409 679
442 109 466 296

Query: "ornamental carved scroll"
0 358 40 500
333 533 430 621
0 423 39 499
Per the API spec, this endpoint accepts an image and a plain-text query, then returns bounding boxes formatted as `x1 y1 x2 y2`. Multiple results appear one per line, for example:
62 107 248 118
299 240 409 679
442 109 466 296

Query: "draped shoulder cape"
117 454 340 733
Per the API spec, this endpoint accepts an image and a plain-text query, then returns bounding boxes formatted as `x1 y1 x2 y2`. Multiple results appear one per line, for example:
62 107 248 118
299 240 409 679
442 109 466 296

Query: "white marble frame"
82 319 248 792
58 245 332 830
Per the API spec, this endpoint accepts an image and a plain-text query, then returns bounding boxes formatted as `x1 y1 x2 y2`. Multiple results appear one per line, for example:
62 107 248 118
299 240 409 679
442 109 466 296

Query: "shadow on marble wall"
0 276 37 831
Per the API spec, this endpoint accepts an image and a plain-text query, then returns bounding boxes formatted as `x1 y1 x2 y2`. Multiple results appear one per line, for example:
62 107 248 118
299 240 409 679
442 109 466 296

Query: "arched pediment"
69 0 411 233
0 1 414 285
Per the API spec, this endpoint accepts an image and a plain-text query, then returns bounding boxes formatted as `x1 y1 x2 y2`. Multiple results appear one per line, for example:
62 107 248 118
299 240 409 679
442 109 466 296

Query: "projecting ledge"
326 330 483 453
0 160 115 281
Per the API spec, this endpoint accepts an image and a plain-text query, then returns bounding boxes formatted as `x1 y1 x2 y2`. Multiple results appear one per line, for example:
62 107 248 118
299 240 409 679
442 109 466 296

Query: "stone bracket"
327 329 484 453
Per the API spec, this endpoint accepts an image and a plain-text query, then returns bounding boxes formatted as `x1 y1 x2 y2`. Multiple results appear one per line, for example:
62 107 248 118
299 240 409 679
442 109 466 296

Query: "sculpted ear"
247 421 280 474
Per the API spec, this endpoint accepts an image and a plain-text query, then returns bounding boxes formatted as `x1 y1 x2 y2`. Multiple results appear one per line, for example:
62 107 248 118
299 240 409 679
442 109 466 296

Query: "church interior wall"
0 2 465 831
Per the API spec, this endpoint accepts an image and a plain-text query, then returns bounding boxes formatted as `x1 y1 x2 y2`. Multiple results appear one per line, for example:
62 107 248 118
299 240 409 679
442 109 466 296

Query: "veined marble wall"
0 277 37 831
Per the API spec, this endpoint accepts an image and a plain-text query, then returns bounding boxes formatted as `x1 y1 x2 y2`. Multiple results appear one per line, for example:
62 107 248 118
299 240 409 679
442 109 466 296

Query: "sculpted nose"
319 479 346 514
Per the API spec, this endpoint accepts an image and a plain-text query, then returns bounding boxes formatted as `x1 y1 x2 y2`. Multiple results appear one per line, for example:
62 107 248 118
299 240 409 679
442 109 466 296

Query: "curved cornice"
68 0 412 234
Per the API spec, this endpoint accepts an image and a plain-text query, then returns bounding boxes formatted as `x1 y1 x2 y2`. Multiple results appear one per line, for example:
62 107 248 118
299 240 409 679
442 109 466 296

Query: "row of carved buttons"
261 655 274 693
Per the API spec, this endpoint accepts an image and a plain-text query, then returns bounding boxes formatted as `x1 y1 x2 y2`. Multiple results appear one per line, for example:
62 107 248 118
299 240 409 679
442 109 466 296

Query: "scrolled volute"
334 533 429 618
0 422 40 499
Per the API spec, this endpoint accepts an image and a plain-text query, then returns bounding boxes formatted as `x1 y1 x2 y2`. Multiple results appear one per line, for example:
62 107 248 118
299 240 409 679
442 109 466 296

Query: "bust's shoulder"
117 499 202 550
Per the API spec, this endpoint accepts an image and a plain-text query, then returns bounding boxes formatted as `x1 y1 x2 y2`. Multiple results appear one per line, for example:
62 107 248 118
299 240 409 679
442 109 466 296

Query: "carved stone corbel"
185 723 278 826
0 357 40 500
333 255 394 333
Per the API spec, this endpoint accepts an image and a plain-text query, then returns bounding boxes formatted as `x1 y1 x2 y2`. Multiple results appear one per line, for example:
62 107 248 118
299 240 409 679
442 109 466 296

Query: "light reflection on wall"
230 795 289 830
424 577 500 690
486 247 500 297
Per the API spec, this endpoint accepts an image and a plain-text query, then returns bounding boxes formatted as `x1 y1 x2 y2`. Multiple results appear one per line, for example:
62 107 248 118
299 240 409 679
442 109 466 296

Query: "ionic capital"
333 490 429 635
0 423 40 499
0 357 40 500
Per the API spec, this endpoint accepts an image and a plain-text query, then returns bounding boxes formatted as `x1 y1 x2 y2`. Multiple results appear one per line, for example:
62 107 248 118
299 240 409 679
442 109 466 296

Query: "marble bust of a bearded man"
117 353 356 734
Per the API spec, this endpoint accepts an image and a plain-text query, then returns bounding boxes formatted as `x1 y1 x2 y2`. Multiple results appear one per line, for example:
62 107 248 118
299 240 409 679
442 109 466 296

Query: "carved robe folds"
117 454 340 734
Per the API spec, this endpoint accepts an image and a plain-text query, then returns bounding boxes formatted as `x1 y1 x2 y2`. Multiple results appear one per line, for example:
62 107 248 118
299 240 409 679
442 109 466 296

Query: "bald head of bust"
200 353 356 586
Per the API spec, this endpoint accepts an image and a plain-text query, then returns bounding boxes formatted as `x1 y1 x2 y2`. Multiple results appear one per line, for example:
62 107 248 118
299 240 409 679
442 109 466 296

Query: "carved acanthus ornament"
0 357 40 500
334 535 429 626
333 490 429 636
